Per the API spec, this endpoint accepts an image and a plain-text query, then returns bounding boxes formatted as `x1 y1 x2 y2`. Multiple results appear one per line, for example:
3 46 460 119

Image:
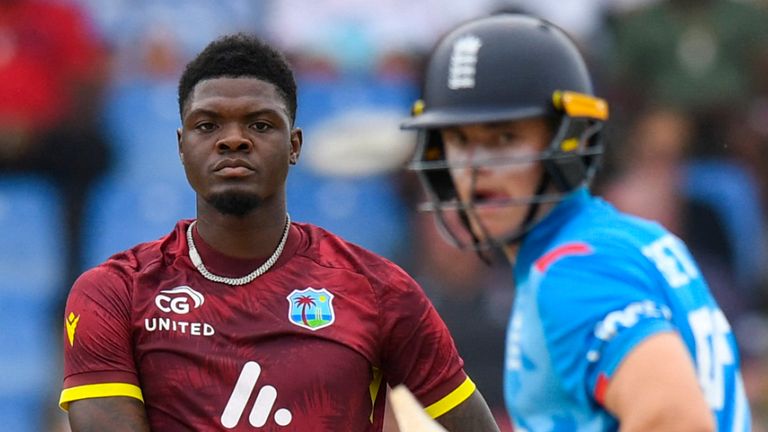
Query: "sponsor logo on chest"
144 285 215 336
221 361 293 428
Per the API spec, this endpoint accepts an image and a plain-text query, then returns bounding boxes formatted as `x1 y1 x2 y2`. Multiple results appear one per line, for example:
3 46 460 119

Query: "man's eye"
498 132 515 145
196 122 216 132
252 122 272 131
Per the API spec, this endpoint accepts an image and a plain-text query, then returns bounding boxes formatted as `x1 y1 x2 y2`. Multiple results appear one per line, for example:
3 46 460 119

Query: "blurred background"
1 0 767 430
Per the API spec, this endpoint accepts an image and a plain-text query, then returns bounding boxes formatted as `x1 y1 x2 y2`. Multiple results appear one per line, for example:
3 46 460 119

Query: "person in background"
59 33 498 432
402 13 750 431
0 0 112 305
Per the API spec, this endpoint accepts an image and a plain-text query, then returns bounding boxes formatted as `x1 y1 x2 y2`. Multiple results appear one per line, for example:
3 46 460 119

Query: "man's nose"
456 145 492 172
216 125 253 152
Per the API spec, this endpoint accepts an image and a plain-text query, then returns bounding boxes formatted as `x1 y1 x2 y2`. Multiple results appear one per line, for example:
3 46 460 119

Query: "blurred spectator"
607 0 768 113
604 0 768 231
601 107 692 236
498 0 663 47
0 0 112 307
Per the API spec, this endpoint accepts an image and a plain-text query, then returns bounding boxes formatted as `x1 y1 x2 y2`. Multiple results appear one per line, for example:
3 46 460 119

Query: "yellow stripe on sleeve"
369 367 384 422
59 383 144 411
424 377 476 419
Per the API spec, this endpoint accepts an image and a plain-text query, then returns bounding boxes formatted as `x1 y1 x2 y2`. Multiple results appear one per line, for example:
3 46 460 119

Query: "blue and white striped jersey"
505 188 750 431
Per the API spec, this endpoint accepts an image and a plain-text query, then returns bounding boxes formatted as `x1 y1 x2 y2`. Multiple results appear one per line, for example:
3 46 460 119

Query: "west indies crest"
286 287 336 331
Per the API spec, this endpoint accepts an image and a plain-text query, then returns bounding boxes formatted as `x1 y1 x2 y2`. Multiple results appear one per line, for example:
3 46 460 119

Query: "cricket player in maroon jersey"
59 34 499 432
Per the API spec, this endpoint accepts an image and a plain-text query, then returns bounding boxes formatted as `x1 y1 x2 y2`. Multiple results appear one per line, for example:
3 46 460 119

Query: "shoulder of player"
294 222 420 294
545 205 671 270
530 221 675 313
69 264 133 309
131 221 190 268
294 222 408 274
534 239 654 282
570 197 668 244
534 219 667 284
75 228 181 292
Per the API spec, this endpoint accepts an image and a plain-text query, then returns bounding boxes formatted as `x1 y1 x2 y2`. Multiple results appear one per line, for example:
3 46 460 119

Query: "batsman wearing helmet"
403 14 750 431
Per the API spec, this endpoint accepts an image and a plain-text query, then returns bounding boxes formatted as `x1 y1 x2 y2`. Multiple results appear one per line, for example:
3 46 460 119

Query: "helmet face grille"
403 14 608 249
410 117 605 251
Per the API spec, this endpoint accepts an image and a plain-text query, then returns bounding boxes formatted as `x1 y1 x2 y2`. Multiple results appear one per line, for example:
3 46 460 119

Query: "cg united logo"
145 285 215 336
155 285 205 314
286 287 335 331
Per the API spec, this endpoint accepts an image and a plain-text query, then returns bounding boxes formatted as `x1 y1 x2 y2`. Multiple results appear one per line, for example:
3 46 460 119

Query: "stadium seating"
286 77 416 260
83 174 195 269
103 79 185 181
83 78 195 269
0 176 64 432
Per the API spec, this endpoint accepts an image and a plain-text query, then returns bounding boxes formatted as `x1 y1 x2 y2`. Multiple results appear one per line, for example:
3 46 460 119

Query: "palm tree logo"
286 288 335 331
294 295 316 326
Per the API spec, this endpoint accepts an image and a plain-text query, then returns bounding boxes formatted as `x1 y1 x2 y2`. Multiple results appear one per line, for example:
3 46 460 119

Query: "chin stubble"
207 192 262 217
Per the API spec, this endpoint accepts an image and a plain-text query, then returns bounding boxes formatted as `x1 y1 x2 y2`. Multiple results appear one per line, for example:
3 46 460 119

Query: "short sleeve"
377 267 472 418
60 266 143 410
536 248 675 407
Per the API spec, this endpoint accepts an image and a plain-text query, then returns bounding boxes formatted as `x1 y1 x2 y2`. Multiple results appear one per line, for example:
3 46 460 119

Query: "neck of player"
194 202 289 259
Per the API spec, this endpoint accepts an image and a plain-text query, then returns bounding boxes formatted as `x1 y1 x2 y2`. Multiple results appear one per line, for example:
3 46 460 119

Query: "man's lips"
473 189 508 201
215 166 254 177
213 158 255 171
213 159 255 177
471 191 515 207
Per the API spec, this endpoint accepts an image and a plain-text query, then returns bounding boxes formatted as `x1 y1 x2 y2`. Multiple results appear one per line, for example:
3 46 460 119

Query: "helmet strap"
460 210 493 265
497 171 551 251
521 173 551 231
462 167 494 264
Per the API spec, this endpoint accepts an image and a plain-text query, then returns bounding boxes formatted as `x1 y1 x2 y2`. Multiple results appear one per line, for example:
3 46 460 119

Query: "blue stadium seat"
287 170 410 260
103 79 186 181
286 77 416 260
0 176 65 298
86 79 195 268
0 175 64 432
296 76 417 131
83 174 196 269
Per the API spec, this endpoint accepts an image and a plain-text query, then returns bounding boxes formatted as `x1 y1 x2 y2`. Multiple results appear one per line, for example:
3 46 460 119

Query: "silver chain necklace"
186 214 291 286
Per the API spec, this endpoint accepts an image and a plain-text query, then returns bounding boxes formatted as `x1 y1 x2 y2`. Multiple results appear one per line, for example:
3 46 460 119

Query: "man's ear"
289 128 303 165
177 128 184 164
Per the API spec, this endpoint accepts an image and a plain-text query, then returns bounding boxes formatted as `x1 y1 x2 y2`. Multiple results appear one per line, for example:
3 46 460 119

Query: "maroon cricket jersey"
60 220 473 431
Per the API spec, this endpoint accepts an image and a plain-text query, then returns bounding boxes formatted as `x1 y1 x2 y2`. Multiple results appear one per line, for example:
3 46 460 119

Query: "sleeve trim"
59 382 144 411
424 376 476 419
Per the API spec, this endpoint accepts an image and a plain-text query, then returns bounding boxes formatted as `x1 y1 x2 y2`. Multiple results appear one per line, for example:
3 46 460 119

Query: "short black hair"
178 33 297 124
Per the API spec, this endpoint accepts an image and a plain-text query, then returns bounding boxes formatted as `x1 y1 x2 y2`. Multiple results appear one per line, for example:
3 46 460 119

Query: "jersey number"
688 307 734 410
